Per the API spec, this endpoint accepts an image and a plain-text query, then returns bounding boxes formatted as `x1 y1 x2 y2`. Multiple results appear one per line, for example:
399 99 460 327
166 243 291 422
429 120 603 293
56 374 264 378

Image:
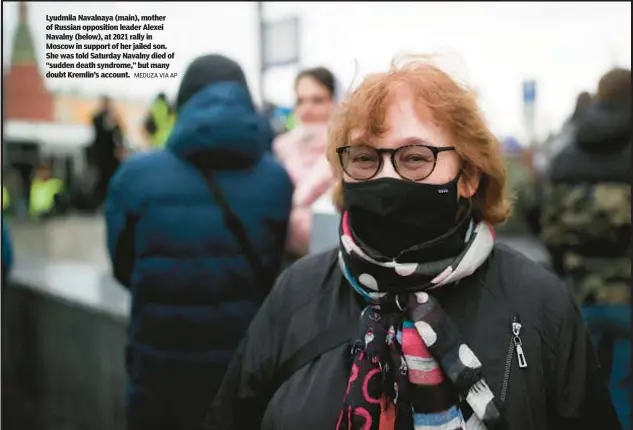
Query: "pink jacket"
273 125 335 257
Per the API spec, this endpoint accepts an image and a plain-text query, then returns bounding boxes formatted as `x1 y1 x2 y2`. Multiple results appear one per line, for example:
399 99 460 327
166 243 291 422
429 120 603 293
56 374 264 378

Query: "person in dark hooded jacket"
105 54 293 430
541 67 631 429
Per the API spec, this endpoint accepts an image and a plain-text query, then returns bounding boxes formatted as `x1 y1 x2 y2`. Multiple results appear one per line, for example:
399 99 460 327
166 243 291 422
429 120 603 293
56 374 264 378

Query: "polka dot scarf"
336 211 506 430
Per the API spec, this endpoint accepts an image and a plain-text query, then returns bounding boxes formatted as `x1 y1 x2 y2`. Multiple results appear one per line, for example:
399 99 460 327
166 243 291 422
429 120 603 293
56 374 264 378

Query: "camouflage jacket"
541 101 631 306
541 182 630 305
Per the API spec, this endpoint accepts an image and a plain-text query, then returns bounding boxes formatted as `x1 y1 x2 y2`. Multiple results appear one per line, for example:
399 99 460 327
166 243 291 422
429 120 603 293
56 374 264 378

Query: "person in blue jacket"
105 54 294 430
2 217 13 289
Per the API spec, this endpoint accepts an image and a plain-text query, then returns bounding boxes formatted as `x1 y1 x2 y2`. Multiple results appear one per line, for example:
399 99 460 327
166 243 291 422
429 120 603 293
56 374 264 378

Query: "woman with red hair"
203 56 619 430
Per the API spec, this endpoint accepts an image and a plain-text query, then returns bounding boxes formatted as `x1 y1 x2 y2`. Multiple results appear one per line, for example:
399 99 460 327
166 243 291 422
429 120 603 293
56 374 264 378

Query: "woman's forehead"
347 85 452 148
347 99 448 149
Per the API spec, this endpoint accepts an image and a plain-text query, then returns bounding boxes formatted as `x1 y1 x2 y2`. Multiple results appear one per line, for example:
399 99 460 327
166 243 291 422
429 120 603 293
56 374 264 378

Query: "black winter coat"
202 245 621 430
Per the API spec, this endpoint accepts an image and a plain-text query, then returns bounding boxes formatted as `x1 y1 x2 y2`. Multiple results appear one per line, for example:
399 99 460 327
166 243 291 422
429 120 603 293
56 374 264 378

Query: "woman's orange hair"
326 55 512 225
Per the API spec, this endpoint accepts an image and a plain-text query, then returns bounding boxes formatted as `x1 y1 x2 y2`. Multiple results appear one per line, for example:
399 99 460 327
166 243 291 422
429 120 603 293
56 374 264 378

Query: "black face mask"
342 176 466 258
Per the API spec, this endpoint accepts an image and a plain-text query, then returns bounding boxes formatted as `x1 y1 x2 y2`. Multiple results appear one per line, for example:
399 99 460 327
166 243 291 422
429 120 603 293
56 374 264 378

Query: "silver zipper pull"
512 321 528 368
515 343 528 368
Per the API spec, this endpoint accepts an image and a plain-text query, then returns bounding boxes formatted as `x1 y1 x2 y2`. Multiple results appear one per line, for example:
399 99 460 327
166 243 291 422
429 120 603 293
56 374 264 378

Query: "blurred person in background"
106 54 293 430
540 67 631 429
533 91 593 178
2 184 11 288
90 95 125 209
143 92 175 150
261 102 290 139
495 136 541 236
29 161 67 220
2 217 13 290
273 67 338 259
204 57 619 430
285 111 298 131
3 185 10 213
504 93 594 241
529 93 593 236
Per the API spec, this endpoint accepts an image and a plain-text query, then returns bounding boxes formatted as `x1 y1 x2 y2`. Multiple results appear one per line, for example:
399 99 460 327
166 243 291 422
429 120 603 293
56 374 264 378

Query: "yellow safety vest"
149 100 175 149
2 186 10 212
285 113 298 131
30 178 64 218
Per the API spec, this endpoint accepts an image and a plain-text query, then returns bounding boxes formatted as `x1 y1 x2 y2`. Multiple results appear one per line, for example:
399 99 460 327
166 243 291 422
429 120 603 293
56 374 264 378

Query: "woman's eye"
403 155 431 163
353 154 376 163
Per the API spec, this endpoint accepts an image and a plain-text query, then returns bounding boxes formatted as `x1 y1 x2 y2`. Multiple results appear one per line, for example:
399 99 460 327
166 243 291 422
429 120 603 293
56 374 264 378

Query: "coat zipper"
500 316 528 402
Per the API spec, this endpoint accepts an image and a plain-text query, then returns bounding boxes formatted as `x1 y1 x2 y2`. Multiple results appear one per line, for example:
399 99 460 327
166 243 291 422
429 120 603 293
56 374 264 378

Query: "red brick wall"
4 64 54 122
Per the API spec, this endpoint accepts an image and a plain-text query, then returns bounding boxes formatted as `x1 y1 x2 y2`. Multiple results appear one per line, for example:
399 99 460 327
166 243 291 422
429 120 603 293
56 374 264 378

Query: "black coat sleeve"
200 270 290 430
548 296 622 429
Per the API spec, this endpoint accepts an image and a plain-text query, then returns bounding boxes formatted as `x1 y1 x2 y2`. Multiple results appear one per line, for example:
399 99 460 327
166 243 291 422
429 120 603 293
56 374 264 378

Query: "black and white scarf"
336 211 505 430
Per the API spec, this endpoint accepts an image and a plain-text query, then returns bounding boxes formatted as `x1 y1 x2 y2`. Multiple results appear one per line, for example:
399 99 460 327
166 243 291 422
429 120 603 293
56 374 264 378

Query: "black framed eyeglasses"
336 144 456 182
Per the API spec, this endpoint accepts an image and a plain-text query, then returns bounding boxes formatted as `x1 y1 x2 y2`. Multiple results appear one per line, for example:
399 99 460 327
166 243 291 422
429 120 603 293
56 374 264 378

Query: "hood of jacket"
167 54 270 162
167 82 266 163
575 101 631 154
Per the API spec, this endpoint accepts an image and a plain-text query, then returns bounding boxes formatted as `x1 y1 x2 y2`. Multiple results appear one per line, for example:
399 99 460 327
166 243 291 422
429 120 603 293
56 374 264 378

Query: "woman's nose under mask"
341 176 468 258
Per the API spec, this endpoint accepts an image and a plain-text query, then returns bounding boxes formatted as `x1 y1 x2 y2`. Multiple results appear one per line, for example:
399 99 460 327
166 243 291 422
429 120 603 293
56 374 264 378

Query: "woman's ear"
458 168 481 199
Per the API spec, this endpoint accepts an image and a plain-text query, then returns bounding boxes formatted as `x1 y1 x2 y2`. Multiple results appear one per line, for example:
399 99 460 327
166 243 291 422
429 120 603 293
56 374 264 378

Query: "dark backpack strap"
270 324 355 398
113 213 139 288
196 168 267 287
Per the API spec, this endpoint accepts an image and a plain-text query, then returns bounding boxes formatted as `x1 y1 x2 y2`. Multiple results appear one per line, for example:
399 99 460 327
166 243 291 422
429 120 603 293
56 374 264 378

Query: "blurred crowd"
2 53 630 430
